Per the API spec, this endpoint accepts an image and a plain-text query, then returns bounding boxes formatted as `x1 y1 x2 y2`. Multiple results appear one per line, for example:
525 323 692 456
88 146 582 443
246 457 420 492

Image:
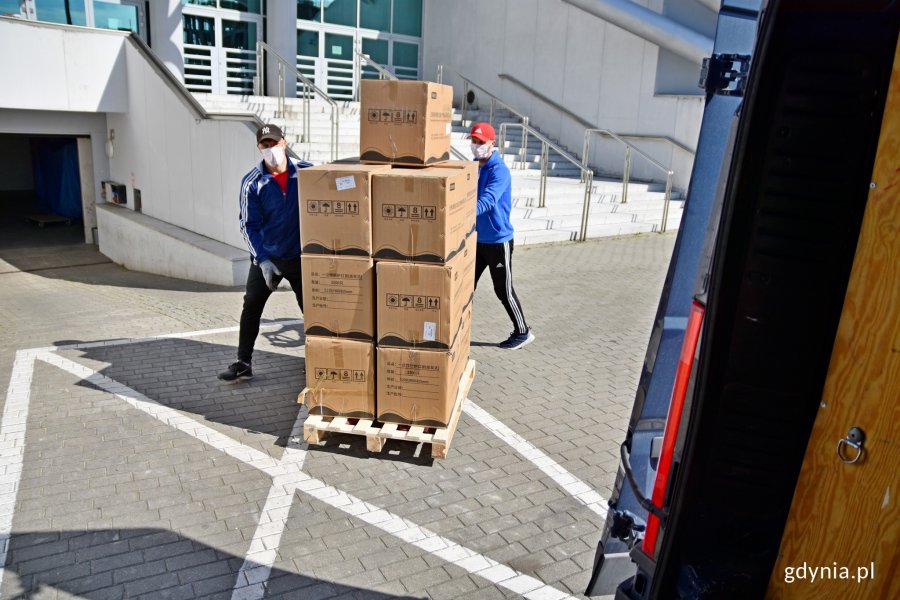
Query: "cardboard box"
376 243 475 349
360 80 453 166
302 255 375 341
372 167 477 263
432 159 479 181
377 313 471 427
304 337 376 419
298 164 391 256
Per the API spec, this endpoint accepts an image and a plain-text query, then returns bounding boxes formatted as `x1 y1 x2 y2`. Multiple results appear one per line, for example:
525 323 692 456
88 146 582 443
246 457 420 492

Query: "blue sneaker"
498 330 535 350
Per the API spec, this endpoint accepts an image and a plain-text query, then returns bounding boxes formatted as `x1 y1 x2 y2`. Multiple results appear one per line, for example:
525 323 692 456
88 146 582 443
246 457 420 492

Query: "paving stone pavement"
0 232 676 599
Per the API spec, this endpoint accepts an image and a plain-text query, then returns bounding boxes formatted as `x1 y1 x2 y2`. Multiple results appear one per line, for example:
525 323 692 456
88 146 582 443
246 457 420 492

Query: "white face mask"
471 141 492 159
261 145 285 168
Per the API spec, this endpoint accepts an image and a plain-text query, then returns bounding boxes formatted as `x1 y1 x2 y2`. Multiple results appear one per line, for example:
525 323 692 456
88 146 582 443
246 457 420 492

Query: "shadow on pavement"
59 337 306 447
2 528 424 599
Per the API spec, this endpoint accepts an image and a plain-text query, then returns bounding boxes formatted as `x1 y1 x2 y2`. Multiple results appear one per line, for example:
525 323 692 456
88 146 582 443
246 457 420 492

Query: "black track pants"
237 256 303 363
474 240 529 335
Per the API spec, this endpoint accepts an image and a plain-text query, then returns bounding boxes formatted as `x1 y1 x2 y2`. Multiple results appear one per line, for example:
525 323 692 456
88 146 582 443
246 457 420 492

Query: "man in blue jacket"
470 122 534 350
219 124 312 381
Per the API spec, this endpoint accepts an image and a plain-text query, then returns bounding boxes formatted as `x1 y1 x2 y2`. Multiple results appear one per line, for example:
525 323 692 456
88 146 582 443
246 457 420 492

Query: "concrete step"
514 228 576 246
510 218 553 232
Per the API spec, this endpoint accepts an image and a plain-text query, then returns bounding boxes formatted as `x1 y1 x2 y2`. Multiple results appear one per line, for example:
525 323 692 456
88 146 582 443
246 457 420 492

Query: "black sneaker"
218 361 253 381
498 330 535 350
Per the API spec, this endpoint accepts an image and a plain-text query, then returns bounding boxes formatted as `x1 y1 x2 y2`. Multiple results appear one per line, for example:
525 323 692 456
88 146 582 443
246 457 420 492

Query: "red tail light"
642 300 705 557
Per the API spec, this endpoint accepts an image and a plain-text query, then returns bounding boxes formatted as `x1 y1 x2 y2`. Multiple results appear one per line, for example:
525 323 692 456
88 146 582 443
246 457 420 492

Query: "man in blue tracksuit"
470 122 534 350
219 124 312 381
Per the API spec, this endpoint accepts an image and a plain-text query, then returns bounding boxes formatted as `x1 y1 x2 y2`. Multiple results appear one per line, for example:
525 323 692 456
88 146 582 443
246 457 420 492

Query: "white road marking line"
0 351 36 593
34 352 579 599
463 401 609 519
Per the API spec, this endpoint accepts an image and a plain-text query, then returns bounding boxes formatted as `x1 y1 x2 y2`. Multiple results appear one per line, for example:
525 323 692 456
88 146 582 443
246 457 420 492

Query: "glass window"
361 38 388 65
392 41 417 68
0 1 26 18
324 32 352 60
183 0 217 7
360 0 389 32
297 0 321 22
34 0 87 26
94 1 138 33
183 14 215 46
324 0 356 27
222 19 255 50
392 0 421 36
297 29 319 57
220 0 260 12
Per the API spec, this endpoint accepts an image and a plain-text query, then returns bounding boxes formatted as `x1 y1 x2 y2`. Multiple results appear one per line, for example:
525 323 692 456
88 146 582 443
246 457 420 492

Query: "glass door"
183 3 261 95
92 0 147 43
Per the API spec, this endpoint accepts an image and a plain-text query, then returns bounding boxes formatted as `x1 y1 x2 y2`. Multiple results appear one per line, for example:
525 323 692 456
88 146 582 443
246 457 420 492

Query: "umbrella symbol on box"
321 202 332 214
401 296 412 307
396 205 407 217
328 369 339 380
381 110 391 121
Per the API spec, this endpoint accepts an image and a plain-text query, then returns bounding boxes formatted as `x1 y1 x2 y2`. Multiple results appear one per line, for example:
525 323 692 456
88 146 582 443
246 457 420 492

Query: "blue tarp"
31 138 82 219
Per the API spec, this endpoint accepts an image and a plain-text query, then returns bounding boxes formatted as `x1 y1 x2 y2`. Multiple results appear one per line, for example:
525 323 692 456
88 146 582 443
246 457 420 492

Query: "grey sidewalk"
0 233 675 600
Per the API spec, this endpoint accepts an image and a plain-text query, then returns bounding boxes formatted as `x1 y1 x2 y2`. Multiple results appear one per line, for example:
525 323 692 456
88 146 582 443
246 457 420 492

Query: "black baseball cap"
256 124 284 144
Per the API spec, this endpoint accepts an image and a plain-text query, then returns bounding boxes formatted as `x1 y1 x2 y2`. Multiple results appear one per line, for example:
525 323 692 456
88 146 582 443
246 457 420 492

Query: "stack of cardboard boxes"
300 79 477 429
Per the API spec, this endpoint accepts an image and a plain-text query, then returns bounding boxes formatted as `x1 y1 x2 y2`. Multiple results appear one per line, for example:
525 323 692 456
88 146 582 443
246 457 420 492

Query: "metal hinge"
699 54 751 96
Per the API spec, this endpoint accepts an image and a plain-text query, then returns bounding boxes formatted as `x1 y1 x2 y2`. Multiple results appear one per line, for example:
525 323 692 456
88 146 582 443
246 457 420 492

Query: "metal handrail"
256 41 339 162
583 129 674 232
355 51 397 81
500 122 595 242
436 64 529 128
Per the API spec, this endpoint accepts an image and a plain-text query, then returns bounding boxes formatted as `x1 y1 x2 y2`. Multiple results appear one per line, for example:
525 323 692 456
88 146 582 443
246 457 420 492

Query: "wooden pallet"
298 359 475 459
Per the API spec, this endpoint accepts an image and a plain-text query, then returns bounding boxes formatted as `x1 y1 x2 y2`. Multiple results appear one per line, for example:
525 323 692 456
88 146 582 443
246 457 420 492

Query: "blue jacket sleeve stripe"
239 168 264 263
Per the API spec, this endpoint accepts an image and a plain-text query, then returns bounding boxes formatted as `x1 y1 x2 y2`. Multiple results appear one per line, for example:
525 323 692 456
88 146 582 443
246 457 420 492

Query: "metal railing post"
499 123 507 163
462 81 469 126
580 172 594 241
277 62 285 119
661 171 673 233
622 146 631 204
539 142 549 208
437 64 443 84
489 98 496 127
255 41 263 96
581 131 590 183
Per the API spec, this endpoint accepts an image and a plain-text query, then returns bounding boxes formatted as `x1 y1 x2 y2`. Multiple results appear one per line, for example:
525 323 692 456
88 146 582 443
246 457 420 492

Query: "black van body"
587 0 899 598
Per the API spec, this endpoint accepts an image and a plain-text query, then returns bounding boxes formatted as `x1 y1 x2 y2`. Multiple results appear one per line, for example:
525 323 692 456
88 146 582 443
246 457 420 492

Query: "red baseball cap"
469 122 496 143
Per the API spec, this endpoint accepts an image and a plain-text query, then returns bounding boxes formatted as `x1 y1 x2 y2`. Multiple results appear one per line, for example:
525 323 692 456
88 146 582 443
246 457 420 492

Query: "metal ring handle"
836 438 864 464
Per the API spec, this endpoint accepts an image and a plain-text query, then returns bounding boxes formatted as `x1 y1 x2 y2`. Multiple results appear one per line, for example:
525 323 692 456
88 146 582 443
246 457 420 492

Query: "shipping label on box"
304 337 376 419
376 243 475 349
377 314 471 427
298 164 391 256
360 80 452 166
302 255 375 341
373 167 477 263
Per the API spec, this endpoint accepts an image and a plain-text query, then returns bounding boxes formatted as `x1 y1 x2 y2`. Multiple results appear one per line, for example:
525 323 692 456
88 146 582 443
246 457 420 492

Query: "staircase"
195 94 683 244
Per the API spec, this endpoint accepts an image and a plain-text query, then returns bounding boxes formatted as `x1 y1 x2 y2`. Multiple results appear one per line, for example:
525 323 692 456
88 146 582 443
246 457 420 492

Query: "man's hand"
259 260 282 291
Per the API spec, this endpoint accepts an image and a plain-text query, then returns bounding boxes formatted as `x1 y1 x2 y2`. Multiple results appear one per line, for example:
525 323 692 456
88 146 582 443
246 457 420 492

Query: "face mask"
261 145 285 168
471 141 492 159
